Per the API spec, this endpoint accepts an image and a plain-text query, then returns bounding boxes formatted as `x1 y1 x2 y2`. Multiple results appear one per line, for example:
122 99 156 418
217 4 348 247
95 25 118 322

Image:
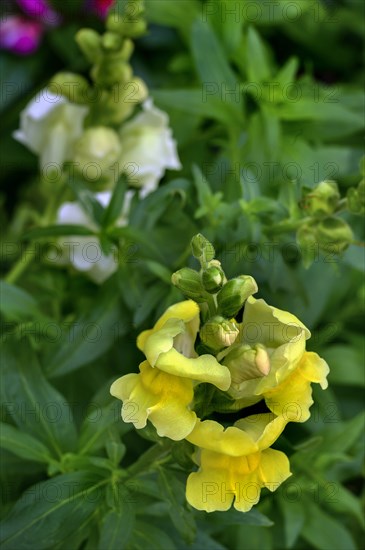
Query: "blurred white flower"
13 89 88 170
119 98 181 198
56 190 134 284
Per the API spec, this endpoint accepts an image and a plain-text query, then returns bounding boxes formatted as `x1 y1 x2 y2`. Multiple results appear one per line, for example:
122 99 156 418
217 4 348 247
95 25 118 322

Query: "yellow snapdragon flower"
185 413 291 512
111 300 231 440
222 297 329 421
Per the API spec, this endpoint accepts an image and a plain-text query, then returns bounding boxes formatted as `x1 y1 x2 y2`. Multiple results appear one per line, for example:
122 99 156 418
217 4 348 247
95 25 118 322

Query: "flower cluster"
111 234 329 513
13 0 181 283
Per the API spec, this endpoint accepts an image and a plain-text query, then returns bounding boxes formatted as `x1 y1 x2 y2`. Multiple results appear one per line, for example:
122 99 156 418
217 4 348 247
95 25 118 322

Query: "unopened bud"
303 180 340 216
315 216 353 254
171 268 203 300
347 180 365 215
49 73 90 104
91 59 133 88
72 127 122 183
102 32 123 51
223 343 270 384
202 265 225 293
200 316 239 351
217 276 258 318
191 234 215 263
76 29 101 63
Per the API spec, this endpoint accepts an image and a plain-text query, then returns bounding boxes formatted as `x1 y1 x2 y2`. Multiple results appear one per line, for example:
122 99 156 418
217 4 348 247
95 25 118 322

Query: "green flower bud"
217 276 258 318
102 32 123 51
202 265 225 293
304 180 340 216
223 343 270 384
347 180 365 215
315 216 353 253
171 268 204 300
91 58 133 88
76 29 101 63
49 73 90 105
191 234 215 263
124 19 147 38
200 316 239 351
72 127 122 183
97 78 148 125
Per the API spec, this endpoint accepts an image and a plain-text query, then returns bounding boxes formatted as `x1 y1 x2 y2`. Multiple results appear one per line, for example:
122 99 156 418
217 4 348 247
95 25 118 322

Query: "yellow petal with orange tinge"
110 361 197 440
264 352 330 422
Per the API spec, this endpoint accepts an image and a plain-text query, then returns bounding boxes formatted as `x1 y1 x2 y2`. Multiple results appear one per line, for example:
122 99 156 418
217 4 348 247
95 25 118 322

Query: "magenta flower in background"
0 15 43 55
0 0 114 56
16 0 61 26
87 0 115 18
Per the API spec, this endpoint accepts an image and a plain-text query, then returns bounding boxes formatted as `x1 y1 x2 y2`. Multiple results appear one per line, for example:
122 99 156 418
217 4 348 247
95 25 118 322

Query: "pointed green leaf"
0 422 53 464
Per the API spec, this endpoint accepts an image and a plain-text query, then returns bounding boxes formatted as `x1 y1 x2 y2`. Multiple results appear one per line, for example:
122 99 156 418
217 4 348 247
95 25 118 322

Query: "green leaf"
0 422 53 464
152 89 240 125
0 339 77 456
145 0 200 35
133 284 167 327
301 499 356 550
157 468 196 543
205 507 273 528
278 497 305 548
23 225 95 240
190 20 243 125
191 19 238 88
323 345 365 387
98 507 135 550
43 290 123 378
0 281 42 321
275 57 299 87
78 401 131 455
128 520 177 550
144 261 172 284
276 98 363 127
319 412 365 454
245 26 272 82
0 472 105 550
101 175 127 229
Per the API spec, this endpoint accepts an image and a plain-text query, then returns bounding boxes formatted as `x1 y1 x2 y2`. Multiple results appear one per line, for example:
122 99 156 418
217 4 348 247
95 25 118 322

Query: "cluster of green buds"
52 0 147 127
172 234 258 352
297 180 353 264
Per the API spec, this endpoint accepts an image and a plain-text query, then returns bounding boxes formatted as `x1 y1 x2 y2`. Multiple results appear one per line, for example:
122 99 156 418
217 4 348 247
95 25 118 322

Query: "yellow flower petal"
186 449 261 513
156 348 231 390
264 352 330 422
137 300 199 352
258 448 292 491
186 446 291 513
110 361 197 440
186 413 286 456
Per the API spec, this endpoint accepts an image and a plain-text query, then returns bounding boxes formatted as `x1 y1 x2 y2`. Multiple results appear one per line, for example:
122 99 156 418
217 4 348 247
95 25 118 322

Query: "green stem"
268 217 312 235
4 178 66 285
5 247 36 285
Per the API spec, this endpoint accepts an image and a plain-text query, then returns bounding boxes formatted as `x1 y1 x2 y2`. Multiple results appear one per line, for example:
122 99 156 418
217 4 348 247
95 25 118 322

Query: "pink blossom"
0 15 43 55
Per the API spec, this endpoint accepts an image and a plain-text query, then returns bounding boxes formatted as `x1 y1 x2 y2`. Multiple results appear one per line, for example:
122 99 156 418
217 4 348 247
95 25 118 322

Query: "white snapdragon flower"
13 89 88 170
56 191 134 284
119 98 181 197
